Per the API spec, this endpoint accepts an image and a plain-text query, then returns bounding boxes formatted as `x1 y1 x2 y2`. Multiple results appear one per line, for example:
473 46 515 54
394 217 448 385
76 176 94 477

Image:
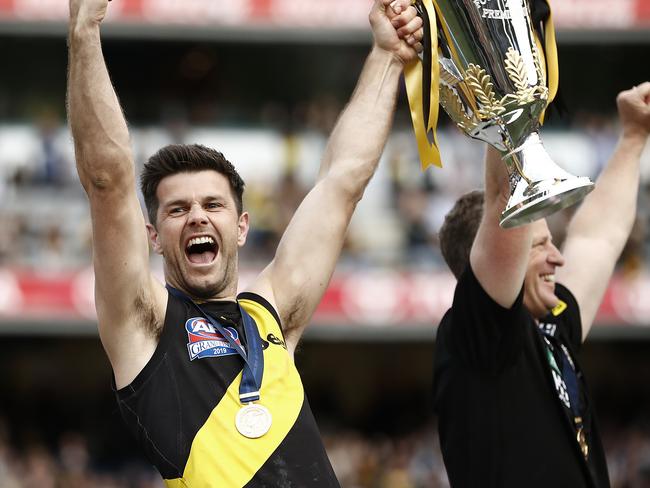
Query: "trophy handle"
499 133 594 228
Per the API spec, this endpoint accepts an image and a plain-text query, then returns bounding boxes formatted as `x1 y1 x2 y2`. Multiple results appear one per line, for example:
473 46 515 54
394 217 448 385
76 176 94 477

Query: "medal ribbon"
538 327 588 457
166 285 264 404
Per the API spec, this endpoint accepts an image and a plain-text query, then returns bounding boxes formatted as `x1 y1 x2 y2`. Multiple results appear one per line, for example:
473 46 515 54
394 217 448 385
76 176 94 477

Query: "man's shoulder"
436 307 453 334
451 264 524 314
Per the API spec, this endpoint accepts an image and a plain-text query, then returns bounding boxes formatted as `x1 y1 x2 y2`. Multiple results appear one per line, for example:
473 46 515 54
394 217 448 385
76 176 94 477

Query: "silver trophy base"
497 133 595 228
500 176 594 228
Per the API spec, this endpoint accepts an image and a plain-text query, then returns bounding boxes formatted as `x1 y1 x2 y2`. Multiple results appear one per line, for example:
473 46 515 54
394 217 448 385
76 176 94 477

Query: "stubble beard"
183 254 237 301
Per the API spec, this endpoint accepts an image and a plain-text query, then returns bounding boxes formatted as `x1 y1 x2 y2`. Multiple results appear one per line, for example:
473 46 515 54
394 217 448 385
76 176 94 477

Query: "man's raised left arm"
557 82 650 340
247 0 423 352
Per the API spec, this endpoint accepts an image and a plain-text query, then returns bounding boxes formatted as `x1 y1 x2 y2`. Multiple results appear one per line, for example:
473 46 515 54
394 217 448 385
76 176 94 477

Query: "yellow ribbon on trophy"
404 0 441 169
404 0 559 170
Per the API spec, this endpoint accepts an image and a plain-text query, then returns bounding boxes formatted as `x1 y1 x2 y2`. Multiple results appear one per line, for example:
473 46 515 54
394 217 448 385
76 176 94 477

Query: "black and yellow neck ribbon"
404 0 441 170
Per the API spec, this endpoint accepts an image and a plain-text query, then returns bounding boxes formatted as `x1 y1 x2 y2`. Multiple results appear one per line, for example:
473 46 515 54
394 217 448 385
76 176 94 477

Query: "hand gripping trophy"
405 0 594 227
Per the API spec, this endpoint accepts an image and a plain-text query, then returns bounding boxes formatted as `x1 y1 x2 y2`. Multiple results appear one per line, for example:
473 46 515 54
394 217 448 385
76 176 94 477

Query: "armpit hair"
281 295 308 340
134 288 164 340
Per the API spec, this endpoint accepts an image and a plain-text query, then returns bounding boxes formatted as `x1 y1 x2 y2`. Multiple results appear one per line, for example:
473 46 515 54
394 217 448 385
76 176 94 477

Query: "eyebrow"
162 195 225 208
162 199 189 209
533 236 551 245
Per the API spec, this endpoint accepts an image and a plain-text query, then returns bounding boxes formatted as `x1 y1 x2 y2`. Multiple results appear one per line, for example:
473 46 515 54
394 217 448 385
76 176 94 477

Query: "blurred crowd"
0 429 161 488
1 111 648 274
1 416 649 488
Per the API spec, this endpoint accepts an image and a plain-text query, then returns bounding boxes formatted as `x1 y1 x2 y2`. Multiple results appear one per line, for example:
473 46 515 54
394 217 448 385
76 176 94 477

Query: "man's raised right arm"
470 147 532 307
67 0 163 380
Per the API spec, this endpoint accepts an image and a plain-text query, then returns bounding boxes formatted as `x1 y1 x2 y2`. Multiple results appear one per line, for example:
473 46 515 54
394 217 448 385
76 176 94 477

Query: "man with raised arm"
433 83 650 487
67 0 423 485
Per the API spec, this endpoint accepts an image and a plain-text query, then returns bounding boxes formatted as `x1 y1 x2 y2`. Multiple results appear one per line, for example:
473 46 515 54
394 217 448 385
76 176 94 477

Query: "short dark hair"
439 190 484 279
140 144 245 226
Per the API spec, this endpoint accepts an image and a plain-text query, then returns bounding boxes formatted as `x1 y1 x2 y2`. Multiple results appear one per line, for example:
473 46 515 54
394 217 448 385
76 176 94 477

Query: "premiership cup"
405 0 594 228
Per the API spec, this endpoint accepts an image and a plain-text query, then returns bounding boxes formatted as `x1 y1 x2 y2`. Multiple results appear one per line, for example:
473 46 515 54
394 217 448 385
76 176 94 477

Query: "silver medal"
235 403 272 438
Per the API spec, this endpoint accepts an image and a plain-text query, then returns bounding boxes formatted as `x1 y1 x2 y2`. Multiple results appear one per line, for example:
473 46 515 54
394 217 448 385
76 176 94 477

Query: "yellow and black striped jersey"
114 291 339 487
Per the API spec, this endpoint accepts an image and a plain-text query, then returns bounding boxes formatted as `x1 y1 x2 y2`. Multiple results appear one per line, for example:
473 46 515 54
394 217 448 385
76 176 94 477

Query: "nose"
187 203 208 225
548 242 565 267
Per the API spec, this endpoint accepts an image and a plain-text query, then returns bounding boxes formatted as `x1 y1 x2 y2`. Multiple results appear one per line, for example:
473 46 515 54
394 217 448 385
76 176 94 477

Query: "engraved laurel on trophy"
406 0 595 228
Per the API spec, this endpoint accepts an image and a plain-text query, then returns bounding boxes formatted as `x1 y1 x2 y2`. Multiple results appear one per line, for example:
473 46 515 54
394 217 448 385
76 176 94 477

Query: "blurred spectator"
0 213 23 265
29 109 74 187
20 443 58 488
0 417 21 488
395 184 437 262
0 115 646 273
2 415 648 487
57 432 91 488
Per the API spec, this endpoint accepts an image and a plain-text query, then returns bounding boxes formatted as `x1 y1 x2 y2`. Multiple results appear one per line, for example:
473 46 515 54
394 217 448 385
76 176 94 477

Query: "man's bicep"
470 221 530 309
556 236 618 340
249 180 351 342
87 189 167 383
89 190 155 320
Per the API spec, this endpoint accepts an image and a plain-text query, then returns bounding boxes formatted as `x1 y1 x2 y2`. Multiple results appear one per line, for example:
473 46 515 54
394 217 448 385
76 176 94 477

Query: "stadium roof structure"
0 0 649 43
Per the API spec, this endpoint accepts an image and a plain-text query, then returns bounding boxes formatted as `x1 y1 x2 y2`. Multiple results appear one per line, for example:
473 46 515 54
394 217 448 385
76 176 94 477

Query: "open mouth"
541 273 555 283
186 236 217 265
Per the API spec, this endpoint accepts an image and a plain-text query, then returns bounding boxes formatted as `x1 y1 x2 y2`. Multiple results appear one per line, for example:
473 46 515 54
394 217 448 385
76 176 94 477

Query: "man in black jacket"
434 82 650 487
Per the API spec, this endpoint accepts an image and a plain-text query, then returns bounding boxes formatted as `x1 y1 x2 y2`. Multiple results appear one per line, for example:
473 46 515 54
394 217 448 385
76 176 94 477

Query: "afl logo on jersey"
185 317 241 361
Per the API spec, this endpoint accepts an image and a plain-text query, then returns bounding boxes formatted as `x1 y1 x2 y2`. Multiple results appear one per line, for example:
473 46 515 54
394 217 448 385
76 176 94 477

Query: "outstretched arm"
557 82 650 341
247 0 423 352
67 0 164 385
470 147 533 307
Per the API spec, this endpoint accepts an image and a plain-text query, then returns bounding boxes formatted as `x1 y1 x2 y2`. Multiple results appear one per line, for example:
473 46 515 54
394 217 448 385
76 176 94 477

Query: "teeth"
542 274 555 283
187 236 214 248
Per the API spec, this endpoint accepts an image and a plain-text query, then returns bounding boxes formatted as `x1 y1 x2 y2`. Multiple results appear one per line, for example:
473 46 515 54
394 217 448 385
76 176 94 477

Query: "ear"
146 223 164 255
237 212 250 247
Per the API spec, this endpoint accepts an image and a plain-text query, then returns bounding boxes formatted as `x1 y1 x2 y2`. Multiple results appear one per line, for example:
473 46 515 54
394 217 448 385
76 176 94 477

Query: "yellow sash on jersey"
165 299 304 488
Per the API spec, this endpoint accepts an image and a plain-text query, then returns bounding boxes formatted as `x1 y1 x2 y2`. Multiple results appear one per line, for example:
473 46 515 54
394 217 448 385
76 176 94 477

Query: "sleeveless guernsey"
114 291 340 487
